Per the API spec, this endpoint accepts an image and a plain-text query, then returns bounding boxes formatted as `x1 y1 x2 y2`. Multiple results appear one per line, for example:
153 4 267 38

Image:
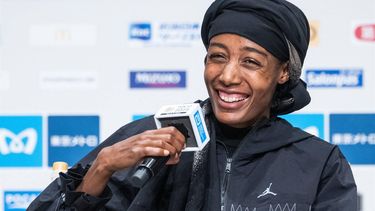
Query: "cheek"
204 66 218 85
248 74 278 99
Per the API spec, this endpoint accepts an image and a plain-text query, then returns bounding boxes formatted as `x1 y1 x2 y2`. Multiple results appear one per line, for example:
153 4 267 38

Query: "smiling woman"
205 34 289 128
28 0 357 210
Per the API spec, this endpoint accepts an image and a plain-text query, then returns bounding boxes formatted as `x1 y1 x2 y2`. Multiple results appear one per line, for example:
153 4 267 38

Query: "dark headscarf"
201 0 311 115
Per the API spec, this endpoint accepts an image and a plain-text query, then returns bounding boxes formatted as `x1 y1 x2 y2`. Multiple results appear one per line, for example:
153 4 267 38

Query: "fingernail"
163 150 170 156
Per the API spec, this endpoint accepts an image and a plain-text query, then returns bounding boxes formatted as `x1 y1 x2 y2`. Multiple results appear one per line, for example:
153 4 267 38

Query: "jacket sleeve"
27 117 156 211
312 146 357 211
27 164 113 211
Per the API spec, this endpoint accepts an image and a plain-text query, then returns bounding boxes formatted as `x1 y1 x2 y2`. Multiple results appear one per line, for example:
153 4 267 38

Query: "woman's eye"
243 58 261 68
208 53 226 62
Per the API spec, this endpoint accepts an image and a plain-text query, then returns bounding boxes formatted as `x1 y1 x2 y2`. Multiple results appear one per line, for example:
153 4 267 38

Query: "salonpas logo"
0 128 37 155
305 69 363 88
130 71 186 88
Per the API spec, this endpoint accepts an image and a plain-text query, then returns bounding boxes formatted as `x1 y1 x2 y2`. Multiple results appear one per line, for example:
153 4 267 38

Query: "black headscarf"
201 0 311 115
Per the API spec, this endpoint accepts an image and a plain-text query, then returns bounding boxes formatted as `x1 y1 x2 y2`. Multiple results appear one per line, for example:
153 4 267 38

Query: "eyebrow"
209 42 268 58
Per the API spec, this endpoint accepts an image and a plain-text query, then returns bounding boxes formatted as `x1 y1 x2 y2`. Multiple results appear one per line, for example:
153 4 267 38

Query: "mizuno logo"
0 128 37 155
257 183 277 198
130 71 186 88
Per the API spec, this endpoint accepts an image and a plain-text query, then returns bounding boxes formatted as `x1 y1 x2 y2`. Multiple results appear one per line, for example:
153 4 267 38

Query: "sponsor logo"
330 114 375 164
281 114 324 139
4 191 40 211
48 116 100 166
309 20 320 47
130 71 186 88
39 71 97 90
194 111 206 143
29 24 97 47
0 116 43 167
128 22 200 47
0 128 37 155
305 69 363 88
129 23 152 40
354 23 375 42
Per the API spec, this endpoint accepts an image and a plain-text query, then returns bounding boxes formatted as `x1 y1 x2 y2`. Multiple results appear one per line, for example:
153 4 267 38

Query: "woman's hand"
76 126 186 196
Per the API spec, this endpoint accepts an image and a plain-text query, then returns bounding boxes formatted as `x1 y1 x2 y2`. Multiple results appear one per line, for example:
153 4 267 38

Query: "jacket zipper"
221 157 232 211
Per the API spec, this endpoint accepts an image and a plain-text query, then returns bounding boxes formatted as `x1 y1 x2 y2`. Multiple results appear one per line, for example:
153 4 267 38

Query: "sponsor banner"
29 24 97 47
305 69 363 88
352 22 375 43
130 70 186 88
4 191 40 211
0 71 10 90
330 114 375 164
281 114 324 139
0 116 43 167
128 22 200 47
309 20 320 47
39 71 97 90
48 116 100 166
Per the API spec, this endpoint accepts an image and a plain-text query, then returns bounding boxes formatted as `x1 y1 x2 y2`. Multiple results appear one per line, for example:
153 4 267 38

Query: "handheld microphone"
129 103 210 188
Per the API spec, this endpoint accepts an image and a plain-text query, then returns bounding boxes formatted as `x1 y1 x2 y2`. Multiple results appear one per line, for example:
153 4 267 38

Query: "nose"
219 62 242 86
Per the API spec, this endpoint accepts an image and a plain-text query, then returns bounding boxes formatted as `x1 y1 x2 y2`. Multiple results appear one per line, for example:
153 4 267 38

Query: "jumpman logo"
257 183 277 198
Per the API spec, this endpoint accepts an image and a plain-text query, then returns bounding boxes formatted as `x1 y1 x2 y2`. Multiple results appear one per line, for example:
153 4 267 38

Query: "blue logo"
129 23 151 41
305 69 363 87
48 116 100 166
130 71 186 88
0 116 43 167
281 114 324 139
4 191 40 211
194 111 206 143
330 114 375 164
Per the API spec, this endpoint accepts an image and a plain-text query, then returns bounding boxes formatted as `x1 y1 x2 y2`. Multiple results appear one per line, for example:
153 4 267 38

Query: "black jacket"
28 112 357 211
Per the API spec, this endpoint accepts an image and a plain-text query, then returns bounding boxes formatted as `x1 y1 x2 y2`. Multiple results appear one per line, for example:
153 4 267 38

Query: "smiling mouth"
218 90 249 103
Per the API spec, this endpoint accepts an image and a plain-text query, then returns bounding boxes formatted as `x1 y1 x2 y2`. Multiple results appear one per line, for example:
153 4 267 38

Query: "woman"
28 0 357 210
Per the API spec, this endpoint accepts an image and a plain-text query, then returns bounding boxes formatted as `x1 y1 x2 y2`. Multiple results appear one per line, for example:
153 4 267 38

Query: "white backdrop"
0 0 374 210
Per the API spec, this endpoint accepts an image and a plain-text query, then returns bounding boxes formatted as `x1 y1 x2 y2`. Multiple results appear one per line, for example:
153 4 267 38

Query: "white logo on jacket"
257 183 277 198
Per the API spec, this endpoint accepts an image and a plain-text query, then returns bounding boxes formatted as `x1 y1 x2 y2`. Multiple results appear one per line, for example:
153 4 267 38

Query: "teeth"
219 95 246 103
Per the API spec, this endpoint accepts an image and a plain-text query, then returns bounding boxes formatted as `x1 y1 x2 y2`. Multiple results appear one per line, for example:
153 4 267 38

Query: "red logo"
354 24 375 42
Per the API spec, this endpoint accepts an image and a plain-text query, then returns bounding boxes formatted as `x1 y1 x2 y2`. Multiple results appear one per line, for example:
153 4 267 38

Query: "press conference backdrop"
0 0 374 210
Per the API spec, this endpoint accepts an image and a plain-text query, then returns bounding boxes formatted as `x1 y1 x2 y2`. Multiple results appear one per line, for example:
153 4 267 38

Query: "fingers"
166 151 181 165
141 127 186 153
98 126 186 172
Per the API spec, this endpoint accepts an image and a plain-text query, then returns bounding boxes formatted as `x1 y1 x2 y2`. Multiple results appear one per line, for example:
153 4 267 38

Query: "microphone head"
154 103 210 151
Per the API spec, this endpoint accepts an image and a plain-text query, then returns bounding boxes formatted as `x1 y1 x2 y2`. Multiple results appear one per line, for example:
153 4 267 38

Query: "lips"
218 90 249 103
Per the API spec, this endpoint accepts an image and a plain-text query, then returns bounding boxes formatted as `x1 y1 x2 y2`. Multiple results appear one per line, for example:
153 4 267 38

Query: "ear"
277 62 289 85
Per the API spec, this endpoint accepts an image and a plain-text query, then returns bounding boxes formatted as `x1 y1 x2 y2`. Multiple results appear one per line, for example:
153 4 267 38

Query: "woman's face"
204 33 289 128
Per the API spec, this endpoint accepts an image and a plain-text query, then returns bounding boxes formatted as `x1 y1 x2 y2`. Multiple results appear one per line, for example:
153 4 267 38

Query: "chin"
214 112 248 128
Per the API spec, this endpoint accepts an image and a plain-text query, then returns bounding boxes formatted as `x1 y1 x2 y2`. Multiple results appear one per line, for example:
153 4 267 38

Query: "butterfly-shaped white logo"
0 128 37 155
